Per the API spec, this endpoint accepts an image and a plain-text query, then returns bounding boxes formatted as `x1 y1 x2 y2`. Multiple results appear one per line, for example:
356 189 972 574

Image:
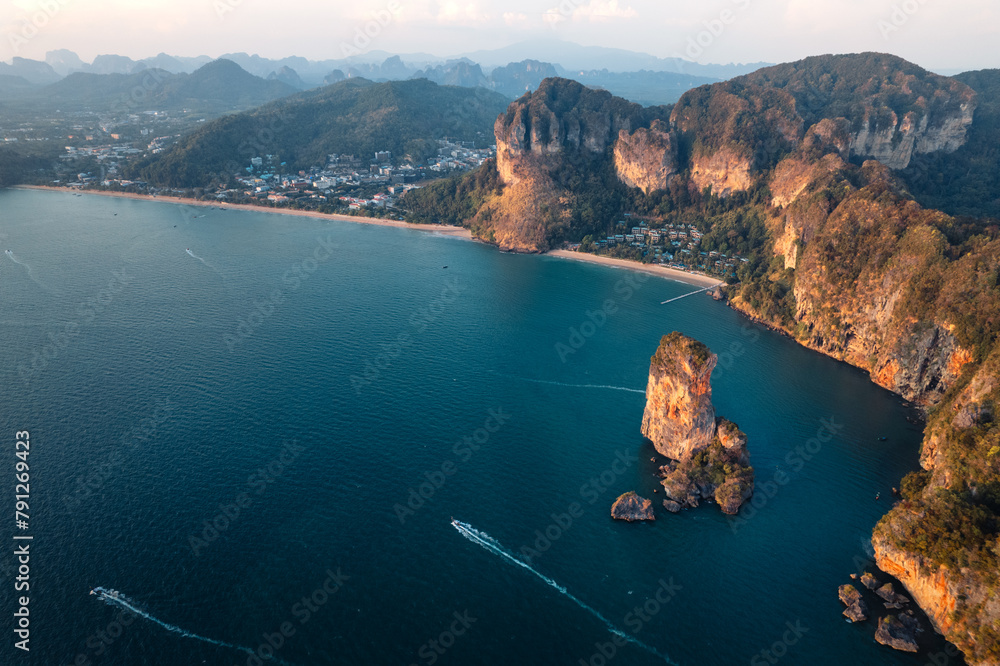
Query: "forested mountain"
126 78 510 187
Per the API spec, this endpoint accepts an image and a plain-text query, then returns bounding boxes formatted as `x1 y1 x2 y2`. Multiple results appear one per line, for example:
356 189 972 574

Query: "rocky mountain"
0 57 61 85
642 333 754 515
466 77 668 251
267 65 307 90
902 68 1000 220
406 52 1000 663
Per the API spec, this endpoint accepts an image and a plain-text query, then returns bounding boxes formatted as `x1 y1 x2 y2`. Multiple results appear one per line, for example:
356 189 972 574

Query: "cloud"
543 0 636 27
503 12 529 27
436 1 490 25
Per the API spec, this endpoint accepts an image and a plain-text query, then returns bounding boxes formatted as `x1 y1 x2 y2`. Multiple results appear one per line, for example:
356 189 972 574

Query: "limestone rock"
611 492 655 522
614 119 678 195
643 332 754 516
860 571 880 590
875 615 919 653
839 584 863 606
641 332 718 460
662 499 682 513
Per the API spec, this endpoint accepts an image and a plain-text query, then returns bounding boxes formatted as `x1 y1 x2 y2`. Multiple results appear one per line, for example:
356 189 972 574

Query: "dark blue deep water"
0 189 958 665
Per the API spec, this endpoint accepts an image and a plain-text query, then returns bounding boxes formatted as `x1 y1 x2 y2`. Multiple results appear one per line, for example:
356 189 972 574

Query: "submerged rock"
875 615 919 652
611 492 655 522
662 499 682 513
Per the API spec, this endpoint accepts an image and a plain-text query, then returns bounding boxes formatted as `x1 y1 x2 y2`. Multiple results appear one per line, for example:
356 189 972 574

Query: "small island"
641 332 754 515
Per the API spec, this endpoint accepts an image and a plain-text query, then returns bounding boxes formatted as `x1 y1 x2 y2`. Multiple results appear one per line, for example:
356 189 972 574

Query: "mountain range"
0 41 762 107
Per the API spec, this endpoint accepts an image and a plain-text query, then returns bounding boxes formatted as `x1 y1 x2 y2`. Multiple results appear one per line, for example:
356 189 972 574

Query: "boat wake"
497 374 644 395
90 587 295 664
5 250 53 293
185 248 224 278
451 520 675 664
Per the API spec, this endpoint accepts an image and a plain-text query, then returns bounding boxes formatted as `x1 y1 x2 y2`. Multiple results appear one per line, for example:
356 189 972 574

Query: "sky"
2 0 999 72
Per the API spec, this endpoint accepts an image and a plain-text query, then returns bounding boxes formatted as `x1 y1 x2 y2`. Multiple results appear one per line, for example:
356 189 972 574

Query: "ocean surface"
0 188 960 665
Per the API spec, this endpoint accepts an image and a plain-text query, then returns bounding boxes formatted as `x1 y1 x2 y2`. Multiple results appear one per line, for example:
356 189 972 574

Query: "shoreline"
545 249 725 289
13 186 474 239
15 186 723 288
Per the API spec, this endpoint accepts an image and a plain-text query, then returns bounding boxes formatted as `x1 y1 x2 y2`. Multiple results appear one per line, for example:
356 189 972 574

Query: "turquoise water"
0 188 957 665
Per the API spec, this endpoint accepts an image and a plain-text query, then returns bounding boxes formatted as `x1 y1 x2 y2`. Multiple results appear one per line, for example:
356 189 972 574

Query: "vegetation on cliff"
403 53 1000 662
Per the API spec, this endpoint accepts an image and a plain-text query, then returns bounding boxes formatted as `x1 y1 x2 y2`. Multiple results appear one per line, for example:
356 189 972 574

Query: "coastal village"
60 138 494 214
577 219 747 278
57 136 742 280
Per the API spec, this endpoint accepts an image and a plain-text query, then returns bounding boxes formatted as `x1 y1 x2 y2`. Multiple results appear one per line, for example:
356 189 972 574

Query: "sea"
0 188 961 665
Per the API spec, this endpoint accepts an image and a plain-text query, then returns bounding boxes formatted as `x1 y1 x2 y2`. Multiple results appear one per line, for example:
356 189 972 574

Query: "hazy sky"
3 0 998 71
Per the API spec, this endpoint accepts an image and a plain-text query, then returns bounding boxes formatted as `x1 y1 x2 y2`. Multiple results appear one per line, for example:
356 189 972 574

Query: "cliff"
403 53 1000 664
741 53 977 170
642 332 754 515
641 332 717 459
613 119 677 195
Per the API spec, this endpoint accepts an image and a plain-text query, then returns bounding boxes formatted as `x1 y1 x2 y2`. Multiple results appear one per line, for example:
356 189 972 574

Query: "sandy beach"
15 186 474 239
546 249 724 288
17 186 724 288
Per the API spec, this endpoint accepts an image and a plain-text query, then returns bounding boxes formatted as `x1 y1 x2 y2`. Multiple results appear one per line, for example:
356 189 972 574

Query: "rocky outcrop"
611 492 655 522
482 77 668 251
613 119 677 194
641 332 717 459
742 53 978 170
838 584 869 623
850 101 976 170
875 615 919 653
642 333 754 515
689 147 753 198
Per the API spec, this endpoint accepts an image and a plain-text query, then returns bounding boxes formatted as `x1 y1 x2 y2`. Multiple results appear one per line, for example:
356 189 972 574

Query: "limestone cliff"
613 119 677 195
476 77 668 251
641 332 717 459
737 159 977 406
642 332 754 515
742 53 977 170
